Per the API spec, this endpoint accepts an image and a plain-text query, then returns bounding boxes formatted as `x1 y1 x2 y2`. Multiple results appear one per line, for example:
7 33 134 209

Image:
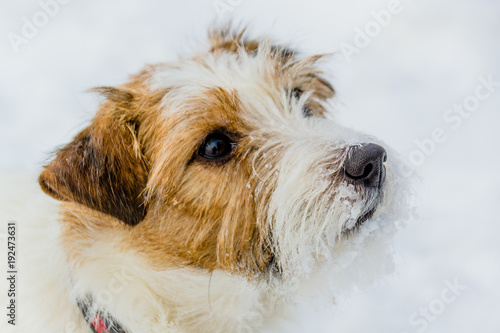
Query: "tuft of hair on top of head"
208 23 297 61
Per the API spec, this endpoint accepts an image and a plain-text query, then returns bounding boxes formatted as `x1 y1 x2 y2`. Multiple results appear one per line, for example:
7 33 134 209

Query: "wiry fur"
10 27 409 333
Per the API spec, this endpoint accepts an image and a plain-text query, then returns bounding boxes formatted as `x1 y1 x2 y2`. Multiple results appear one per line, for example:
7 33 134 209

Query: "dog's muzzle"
344 143 387 188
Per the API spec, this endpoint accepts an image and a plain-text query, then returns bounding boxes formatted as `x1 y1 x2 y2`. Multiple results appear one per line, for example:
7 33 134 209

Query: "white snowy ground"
1 0 499 332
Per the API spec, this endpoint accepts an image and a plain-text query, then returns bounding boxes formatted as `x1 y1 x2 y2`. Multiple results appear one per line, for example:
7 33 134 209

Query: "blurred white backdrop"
1 0 499 332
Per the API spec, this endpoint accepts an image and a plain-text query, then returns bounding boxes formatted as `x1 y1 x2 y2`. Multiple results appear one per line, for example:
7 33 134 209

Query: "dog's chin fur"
9 27 411 333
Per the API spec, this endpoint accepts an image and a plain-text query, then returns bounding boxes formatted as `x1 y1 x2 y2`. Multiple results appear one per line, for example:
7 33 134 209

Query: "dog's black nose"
344 143 387 187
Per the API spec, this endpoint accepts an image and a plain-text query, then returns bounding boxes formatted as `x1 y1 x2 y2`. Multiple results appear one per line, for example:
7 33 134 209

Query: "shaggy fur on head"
21 26 407 333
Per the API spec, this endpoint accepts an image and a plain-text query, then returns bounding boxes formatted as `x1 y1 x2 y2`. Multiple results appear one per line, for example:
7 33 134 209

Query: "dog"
12 27 408 333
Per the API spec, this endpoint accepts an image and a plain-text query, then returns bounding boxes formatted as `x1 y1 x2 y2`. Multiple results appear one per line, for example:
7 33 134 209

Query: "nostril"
345 163 373 180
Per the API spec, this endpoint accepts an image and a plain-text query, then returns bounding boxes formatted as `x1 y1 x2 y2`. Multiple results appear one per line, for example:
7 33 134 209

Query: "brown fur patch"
133 88 272 276
39 86 166 225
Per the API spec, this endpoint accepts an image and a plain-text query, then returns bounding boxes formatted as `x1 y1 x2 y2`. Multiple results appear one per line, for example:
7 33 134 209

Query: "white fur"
69 234 269 333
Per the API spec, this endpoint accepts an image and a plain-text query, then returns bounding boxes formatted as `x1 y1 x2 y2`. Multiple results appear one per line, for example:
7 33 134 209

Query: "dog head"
39 28 402 284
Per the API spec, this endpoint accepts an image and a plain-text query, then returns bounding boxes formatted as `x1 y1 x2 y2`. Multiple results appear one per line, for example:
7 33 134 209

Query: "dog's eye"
292 88 312 117
198 132 234 160
292 87 302 100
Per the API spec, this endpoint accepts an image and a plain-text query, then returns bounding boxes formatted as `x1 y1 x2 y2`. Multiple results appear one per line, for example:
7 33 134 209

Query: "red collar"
77 297 126 333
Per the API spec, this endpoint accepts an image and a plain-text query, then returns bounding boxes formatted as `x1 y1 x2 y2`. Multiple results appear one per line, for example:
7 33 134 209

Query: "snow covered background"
1 0 499 332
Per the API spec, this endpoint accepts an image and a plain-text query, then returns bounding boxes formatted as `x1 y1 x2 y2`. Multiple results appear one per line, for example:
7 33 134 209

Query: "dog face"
39 29 394 282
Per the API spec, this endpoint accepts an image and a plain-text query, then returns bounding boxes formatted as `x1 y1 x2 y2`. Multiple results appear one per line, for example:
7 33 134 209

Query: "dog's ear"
38 87 148 225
